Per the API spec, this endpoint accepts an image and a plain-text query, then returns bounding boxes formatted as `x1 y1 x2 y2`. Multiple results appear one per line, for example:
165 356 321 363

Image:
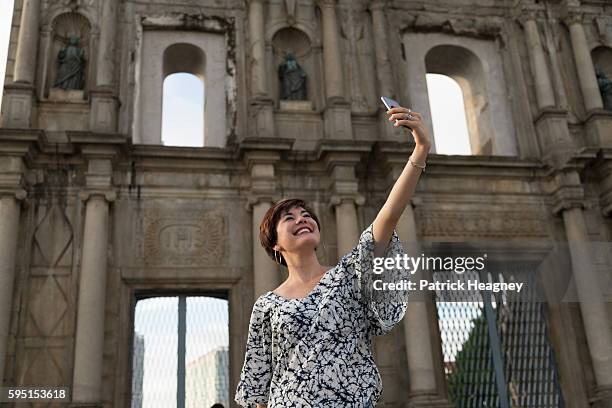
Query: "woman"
235 106 430 407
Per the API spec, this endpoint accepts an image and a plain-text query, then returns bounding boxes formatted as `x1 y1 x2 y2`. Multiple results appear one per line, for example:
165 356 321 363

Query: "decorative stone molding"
78 190 117 203
562 12 583 27
329 193 365 207
549 170 585 215
245 194 277 212
316 0 336 8
408 13 503 38
517 9 538 26
418 209 549 238
0 189 28 201
551 185 585 215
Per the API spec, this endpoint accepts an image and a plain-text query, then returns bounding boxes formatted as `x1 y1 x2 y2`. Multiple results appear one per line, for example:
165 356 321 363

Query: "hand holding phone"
381 96 413 129
380 96 400 111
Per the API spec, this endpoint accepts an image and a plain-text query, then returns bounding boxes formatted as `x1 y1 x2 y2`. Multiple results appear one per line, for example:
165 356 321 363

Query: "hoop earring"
274 250 281 264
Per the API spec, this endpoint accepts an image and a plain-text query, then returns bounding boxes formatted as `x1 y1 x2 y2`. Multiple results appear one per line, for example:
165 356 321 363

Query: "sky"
0 0 471 154
0 0 13 114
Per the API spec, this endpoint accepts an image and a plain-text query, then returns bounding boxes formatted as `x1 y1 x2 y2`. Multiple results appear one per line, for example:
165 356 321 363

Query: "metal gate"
435 268 565 408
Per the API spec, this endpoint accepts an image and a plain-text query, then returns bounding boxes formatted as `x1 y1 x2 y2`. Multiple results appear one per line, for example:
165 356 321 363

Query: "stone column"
248 0 268 98
562 208 612 398
90 0 119 132
319 0 344 101
380 150 453 407
244 149 286 297
247 0 275 138
331 197 362 258
519 11 556 110
324 150 363 256
554 172 612 407
370 0 393 99
397 205 436 393
72 191 115 404
370 0 399 141
564 12 604 112
13 0 41 84
95 0 117 87
0 190 26 382
250 199 281 298
2 0 41 128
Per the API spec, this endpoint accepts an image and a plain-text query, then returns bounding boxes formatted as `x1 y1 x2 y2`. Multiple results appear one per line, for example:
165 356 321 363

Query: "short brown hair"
259 198 321 266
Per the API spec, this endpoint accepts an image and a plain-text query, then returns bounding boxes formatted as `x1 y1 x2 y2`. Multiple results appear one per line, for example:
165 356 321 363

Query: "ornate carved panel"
418 209 549 238
143 209 227 266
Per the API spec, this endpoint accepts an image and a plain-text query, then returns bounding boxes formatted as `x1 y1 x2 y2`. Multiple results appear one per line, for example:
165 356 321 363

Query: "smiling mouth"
294 227 312 236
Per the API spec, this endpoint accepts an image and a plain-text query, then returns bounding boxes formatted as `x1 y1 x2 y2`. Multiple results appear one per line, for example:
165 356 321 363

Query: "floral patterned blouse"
235 223 409 407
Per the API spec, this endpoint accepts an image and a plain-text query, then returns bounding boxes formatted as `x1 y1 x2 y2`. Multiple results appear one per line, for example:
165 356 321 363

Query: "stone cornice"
235 137 294 160
548 170 585 215
0 128 46 166
315 139 373 162
584 108 612 123
533 107 570 126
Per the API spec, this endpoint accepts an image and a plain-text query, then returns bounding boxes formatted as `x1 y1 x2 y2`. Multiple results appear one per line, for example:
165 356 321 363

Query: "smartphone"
381 96 412 129
380 96 400 111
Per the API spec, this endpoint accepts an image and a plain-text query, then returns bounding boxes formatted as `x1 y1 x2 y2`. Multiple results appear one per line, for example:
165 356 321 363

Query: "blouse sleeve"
350 222 410 337
235 296 273 407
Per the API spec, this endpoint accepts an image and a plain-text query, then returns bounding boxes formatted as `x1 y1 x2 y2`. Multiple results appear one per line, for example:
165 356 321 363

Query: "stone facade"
1 0 612 407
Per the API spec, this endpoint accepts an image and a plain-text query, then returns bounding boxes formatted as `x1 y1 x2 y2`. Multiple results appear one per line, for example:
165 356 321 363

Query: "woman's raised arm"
372 106 431 258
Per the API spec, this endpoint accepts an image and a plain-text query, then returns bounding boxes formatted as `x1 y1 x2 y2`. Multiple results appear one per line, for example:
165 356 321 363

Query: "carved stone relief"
143 209 227 266
418 209 549 238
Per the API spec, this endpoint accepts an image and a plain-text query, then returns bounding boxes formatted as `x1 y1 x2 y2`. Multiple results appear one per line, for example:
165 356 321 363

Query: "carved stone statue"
278 52 307 100
54 36 85 90
596 67 612 111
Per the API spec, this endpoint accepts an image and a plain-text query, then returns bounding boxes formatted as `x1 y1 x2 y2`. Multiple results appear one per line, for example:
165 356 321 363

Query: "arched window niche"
426 73 471 155
425 45 492 155
161 44 205 147
136 31 227 148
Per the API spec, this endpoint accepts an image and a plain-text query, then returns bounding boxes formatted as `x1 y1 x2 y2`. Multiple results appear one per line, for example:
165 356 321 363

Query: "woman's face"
274 206 320 254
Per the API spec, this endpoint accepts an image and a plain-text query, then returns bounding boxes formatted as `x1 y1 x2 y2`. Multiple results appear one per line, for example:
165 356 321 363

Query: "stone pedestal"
323 100 353 140
90 88 119 133
585 109 612 148
279 100 313 111
250 98 276 139
1 84 36 128
533 108 575 167
49 89 86 102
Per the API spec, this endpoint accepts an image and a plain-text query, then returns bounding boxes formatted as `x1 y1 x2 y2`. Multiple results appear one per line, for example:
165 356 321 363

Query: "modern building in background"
1 0 612 407
131 333 145 408
186 346 229 408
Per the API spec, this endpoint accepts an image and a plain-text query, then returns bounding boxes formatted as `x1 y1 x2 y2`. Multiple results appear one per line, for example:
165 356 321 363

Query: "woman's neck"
283 251 327 283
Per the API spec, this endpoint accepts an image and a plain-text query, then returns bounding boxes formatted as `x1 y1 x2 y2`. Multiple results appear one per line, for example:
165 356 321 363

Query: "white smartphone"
380 96 412 129
380 96 400 111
